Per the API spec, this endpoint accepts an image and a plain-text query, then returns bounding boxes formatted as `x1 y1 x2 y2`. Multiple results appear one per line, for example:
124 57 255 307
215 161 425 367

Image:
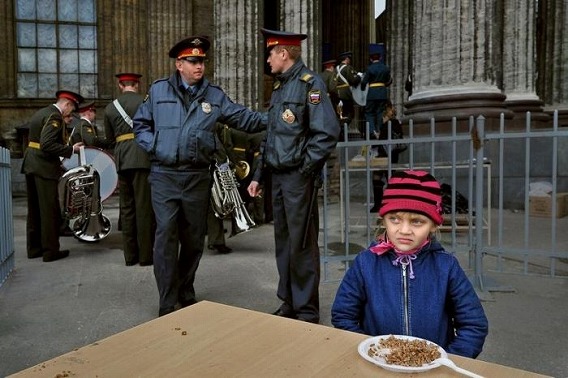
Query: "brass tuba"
58 147 111 242
210 159 255 235
234 160 250 180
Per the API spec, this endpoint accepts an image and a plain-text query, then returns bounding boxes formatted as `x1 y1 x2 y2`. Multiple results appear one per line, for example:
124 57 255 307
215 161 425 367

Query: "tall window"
15 0 97 98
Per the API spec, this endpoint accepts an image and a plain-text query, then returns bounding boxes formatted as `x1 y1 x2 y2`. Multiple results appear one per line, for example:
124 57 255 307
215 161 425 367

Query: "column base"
403 87 513 132
505 94 550 128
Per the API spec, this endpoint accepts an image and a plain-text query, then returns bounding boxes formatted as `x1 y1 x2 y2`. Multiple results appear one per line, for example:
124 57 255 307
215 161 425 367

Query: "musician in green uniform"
21 90 84 262
70 101 111 148
319 59 339 112
335 51 362 126
104 73 155 266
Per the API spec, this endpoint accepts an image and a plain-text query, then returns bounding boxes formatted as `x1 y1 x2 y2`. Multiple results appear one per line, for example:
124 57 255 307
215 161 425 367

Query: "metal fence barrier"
0 147 15 287
322 111 568 294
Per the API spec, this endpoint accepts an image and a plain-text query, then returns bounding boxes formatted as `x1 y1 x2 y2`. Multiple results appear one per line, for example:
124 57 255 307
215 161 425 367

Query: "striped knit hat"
379 170 444 225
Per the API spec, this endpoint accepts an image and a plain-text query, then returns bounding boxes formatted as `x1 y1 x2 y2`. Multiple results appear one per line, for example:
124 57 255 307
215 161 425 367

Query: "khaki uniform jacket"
21 104 74 180
336 63 361 101
104 91 150 172
70 118 111 149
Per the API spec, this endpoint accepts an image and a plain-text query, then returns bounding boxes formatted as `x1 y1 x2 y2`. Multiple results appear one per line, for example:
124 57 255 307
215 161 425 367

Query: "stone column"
387 0 413 116
502 0 547 122
279 0 321 71
537 0 568 125
213 0 262 109
404 0 511 127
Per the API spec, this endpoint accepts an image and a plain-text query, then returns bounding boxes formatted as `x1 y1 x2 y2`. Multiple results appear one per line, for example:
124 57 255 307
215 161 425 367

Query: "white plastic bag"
529 181 553 196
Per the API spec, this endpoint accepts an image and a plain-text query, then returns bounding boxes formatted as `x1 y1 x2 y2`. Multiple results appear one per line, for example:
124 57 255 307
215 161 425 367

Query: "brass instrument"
58 147 111 242
234 160 250 180
210 159 255 235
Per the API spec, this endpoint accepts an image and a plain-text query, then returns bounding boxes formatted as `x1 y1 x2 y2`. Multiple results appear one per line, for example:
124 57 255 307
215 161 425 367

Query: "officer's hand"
72 142 84 153
247 181 262 198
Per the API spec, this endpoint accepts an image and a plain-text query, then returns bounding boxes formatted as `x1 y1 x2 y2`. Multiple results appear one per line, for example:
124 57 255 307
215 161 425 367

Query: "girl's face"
383 211 437 252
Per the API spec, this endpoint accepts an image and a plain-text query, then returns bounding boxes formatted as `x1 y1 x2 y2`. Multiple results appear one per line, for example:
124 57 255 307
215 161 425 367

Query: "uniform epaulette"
300 73 313 82
152 77 169 85
208 82 222 90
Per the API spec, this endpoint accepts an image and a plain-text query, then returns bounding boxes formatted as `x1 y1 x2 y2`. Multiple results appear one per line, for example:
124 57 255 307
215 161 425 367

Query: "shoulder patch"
48 118 60 128
308 90 322 105
300 73 313 82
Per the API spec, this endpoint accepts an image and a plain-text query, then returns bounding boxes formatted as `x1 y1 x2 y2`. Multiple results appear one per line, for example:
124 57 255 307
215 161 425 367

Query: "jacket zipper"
402 264 409 335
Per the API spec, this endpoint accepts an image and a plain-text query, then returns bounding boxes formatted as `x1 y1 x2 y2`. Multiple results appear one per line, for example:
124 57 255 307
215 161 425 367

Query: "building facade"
0 0 566 162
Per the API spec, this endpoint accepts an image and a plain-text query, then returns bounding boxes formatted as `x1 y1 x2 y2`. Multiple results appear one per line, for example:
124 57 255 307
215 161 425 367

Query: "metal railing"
322 111 568 291
0 147 15 287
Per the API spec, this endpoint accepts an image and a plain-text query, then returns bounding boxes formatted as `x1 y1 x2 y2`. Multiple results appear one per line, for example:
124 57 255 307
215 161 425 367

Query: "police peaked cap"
260 28 307 48
169 36 210 60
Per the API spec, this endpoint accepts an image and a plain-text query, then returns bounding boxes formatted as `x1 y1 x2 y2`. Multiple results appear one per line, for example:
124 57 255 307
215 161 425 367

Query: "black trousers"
271 170 320 322
25 174 61 257
118 168 155 264
149 169 210 312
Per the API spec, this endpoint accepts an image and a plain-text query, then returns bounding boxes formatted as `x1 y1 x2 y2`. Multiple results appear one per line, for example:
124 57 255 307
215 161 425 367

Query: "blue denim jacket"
133 73 266 170
258 59 340 178
331 239 488 358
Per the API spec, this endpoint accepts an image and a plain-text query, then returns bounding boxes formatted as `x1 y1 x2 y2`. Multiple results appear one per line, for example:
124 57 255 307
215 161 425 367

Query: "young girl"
331 170 488 358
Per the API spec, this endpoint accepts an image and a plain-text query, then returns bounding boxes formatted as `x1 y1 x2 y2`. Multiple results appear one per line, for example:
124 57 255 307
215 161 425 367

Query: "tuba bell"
58 147 111 242
210 159 255 236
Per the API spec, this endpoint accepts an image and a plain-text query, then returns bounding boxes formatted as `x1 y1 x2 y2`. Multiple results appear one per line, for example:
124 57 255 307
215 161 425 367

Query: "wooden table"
10 301 548 377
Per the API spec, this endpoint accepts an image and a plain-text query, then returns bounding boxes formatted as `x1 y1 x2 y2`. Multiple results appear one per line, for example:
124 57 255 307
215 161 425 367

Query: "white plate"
358 334 448 373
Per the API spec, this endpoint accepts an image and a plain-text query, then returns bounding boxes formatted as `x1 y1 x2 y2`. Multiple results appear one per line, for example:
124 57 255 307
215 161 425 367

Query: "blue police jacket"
331 238 488 358
361 60 392 101
133 72 266 171
259 59 340 178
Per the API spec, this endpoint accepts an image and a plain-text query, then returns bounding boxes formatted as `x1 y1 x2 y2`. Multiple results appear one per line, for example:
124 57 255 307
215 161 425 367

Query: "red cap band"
266 36 303 48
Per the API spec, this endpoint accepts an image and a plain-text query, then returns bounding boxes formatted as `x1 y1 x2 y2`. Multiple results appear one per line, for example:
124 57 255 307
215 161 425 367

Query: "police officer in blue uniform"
248 28 340 323
133 36 267 317
361 43 392 139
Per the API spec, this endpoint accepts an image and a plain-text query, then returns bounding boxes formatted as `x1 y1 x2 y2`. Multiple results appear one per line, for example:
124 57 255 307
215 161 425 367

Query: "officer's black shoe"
209 244 233 254
125 259 139 266
43 249 69 262
179 299 198 309
139 260 153 266
28 249 44 259
272 305 296 319
158 307 175 317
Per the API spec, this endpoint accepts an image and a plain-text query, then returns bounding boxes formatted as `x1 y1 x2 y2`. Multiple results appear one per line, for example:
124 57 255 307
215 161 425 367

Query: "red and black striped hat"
379 170 444 225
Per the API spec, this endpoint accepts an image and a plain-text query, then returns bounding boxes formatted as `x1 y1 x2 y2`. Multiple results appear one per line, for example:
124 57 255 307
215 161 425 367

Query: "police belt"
28 141 41 149
116 133 135 143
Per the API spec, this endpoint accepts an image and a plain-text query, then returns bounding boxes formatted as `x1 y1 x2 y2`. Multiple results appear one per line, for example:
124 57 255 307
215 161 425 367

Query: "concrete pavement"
0 194 567 377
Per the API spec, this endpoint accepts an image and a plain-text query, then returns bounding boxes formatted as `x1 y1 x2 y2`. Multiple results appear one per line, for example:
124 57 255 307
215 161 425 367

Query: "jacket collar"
275 59 304 83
